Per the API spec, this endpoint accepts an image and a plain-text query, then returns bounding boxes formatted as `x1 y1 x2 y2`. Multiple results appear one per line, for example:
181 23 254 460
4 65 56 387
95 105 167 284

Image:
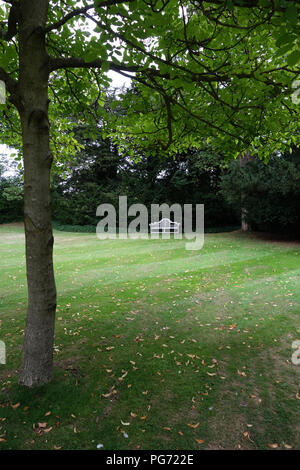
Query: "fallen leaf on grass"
243 431 253 442
102 389 117 398
237 370 247 377
188 422 200 429
267 443 278 449
195 438 204 444
121 420 130 426
11 403 20 410
38 423 47 428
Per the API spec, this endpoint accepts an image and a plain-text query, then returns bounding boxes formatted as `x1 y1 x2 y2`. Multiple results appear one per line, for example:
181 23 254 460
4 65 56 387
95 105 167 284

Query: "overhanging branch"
48 56 138 75
199 0 300 11
45 0 135 33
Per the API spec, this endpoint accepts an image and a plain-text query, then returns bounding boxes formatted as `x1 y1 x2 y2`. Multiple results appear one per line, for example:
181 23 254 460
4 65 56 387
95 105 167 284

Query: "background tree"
0 157 23 223
0 0 299 387
52 131 238 230
220 146 300 235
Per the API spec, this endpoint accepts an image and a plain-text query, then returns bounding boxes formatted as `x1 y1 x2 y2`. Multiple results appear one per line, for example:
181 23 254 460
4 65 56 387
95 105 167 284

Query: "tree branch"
0 66 17 94
199 0 300 12
0 66 20 108
48 56 138 75
45 0 135 32
0 1 20 41
45 3 95 33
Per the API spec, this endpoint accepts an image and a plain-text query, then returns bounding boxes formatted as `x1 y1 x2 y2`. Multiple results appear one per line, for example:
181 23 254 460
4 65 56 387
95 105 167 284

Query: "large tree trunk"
18 0 56 387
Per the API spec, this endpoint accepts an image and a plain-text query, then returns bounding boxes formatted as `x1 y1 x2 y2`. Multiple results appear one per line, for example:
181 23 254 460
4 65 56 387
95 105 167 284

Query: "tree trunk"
241 194 249 232
239 150 254 233
18 1 56 387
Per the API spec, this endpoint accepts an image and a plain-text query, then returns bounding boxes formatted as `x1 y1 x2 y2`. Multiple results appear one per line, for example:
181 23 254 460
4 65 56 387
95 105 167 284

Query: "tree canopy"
1 0 299 162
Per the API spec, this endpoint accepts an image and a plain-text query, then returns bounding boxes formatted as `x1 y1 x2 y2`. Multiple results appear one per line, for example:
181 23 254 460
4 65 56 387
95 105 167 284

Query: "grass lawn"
0 223 299 450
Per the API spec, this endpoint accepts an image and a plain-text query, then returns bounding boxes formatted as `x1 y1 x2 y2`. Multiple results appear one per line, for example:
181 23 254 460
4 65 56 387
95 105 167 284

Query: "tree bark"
239 149 254 233
18 0 56 387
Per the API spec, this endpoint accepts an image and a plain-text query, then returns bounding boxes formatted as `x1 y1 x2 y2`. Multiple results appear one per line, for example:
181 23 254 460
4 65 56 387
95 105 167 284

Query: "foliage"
0 0 299 163
0 161 23 223
219 147 300 233
52 128 238 229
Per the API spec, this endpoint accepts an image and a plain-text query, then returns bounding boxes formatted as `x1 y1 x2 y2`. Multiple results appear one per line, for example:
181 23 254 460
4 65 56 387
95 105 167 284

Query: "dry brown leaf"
38 422 47 428
237 370 247 377
195 438 204 444
267 443 278 449
188 422 200 429
11 403 21 410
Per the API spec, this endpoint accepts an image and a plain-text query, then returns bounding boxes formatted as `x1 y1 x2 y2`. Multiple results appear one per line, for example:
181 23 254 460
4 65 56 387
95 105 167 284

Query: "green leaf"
287 50 300 66
284 5 299 25
101 61 110 73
